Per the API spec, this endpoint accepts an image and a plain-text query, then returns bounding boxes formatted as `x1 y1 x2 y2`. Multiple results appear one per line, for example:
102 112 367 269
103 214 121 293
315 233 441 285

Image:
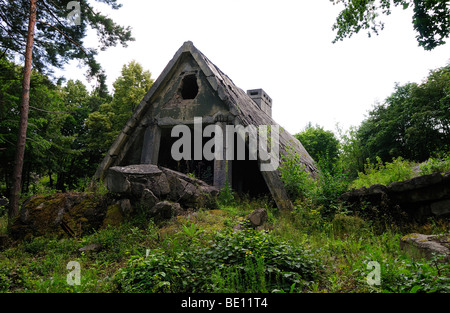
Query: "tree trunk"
9 0 37 223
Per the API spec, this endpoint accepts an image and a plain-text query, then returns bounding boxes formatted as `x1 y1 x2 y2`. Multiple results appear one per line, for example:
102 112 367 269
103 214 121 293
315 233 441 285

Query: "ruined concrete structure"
342 171 450 221
95 41 317 210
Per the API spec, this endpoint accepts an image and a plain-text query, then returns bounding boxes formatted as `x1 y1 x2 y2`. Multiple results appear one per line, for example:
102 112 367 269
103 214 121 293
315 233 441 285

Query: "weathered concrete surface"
105 164 219 211
342 171 450 221
8 165 219 241
94 41 319 212
400 233 449 261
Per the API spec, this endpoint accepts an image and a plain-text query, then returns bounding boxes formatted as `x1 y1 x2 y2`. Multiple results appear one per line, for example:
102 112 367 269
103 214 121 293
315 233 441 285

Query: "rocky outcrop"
400 233 449 261
10 192 107 240
342 171 450 222
105 164 219 213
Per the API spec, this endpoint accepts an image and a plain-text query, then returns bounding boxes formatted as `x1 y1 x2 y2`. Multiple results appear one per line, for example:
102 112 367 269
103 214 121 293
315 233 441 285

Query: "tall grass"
351 156 414 189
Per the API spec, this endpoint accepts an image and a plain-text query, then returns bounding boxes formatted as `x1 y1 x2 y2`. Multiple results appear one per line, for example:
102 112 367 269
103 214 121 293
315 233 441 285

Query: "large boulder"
400 233 449 261
105 164 219 211
10 192 107 240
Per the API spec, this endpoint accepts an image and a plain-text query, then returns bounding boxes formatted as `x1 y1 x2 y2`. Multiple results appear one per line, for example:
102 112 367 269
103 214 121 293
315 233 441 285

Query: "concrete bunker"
95 41 317 210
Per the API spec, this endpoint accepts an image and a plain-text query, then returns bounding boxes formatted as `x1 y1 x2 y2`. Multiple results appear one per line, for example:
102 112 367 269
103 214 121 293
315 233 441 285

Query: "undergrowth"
0 202 448 293
1 151 449 293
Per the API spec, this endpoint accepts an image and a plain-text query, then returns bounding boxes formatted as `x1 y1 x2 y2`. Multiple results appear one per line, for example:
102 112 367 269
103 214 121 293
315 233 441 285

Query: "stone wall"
342 171 450 222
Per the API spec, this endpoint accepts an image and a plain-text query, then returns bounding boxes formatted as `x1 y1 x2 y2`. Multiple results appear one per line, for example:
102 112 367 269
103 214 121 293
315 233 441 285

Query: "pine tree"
0 0 134 222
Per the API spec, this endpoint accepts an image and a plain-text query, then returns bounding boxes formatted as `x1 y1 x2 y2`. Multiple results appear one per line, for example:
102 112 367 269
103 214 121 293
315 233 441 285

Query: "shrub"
115 228 322 293
280 147 316 201
218 180 235 207
351 156 414 188
313 157 350 216
418 154 450 175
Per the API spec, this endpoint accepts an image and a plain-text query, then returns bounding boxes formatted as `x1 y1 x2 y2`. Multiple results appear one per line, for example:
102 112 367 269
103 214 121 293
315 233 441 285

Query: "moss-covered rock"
102 204 124 228
10 192 107 240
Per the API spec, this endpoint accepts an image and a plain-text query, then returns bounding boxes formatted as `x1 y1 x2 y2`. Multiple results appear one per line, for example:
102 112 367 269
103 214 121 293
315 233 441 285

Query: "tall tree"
86 60 153 152
295 123 340 167
357 64 450 162
331 0 450 50
1 0 134 221
9 0 37 222
110 60 153 128
0 57 70 196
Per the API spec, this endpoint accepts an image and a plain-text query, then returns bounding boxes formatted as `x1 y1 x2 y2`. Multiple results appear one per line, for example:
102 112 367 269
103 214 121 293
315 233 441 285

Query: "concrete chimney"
247 89 272 116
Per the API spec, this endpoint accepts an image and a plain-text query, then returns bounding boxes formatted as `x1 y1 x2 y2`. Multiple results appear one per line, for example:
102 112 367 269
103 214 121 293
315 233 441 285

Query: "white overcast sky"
63 0 450 135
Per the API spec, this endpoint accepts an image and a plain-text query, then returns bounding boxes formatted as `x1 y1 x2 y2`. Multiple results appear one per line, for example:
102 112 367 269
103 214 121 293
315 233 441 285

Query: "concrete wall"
342 171 450 222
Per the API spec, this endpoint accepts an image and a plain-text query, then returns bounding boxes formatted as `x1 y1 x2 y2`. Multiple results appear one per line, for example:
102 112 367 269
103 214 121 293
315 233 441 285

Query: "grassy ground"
0 196 448 293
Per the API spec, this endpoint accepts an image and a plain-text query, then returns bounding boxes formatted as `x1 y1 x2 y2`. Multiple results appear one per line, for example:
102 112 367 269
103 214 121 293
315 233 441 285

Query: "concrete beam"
140 124 161 165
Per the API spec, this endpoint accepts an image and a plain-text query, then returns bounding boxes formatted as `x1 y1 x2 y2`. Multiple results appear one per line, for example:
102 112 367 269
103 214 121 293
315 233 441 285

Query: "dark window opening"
158 126 214 185
157 125 273 199
231 132 271 198
181 74 199 99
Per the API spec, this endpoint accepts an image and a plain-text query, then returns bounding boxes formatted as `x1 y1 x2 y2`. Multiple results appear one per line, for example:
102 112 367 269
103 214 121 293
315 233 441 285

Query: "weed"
352 156 414 189
280 146 316 201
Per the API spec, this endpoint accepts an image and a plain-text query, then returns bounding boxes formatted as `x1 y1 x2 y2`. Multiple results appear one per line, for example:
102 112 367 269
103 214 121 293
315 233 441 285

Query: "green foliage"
0 203 448 293
280 145 350 217
360 251 450 293
295 123 340 167
218 180 235 207
352 156 414 188
0 0 133 79
313 156 350 216
0 58 82 194
418 154 450 175
212 255 269 293
280 147 316 201
0 58 154 196
180 222 204 238
331 0 450 50
336 125 366 179
110 61 153 128
116 228 322 293
85 61 153 153
357 65 450 163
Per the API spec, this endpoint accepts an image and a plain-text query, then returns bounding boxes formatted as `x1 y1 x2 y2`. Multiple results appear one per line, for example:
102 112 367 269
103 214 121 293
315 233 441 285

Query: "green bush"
351 156 414 189
218 180 235 207
280 147 316 201
313 157 350 216
115 228 322 293
418 154 450 175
